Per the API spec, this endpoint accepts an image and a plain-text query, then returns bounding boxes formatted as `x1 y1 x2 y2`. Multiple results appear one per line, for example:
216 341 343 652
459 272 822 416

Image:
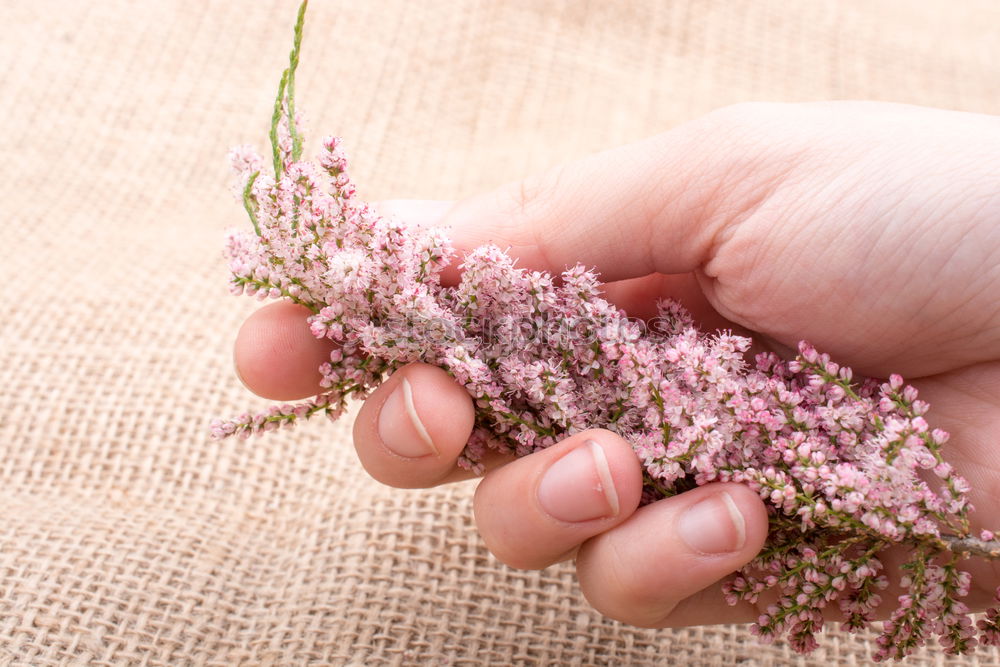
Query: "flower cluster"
214 3 1000 659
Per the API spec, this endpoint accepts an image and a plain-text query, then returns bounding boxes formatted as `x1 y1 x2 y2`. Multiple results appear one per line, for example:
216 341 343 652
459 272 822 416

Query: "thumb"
379 107 767 284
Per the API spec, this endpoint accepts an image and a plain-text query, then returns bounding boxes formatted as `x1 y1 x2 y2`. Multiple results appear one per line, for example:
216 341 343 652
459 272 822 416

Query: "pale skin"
233 102 1000 628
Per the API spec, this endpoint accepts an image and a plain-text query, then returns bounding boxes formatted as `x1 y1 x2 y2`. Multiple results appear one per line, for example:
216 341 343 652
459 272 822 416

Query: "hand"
232 101 1000 627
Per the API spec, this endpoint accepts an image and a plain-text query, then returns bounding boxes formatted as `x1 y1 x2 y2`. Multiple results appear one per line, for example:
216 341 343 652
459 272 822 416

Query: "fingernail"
537 440 619 523
378 377 438 458
678 491 747 555
375 199 453 226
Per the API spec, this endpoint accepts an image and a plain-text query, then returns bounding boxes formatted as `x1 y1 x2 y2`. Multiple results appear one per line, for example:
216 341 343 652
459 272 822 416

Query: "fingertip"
233 301 334 400
528 430 643 527
574 481 768 628
472 429 643 570
718 482 770 555
385 363 476 460
674 483 769 559
353 363 475 488
579 429 645 518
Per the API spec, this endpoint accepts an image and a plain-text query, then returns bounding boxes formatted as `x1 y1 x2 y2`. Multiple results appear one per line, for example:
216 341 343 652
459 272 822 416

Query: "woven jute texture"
3 1 1000 664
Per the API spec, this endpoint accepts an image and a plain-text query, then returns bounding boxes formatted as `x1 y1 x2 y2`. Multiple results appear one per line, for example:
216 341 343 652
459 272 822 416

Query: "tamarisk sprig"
215 3 1000 658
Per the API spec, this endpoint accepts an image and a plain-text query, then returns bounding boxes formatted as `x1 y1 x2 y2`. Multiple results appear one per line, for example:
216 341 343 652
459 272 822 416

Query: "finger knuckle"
502 166 565 224
693 102 804 168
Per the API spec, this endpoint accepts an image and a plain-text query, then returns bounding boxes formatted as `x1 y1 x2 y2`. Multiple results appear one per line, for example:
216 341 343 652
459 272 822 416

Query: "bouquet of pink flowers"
214 3 1000 658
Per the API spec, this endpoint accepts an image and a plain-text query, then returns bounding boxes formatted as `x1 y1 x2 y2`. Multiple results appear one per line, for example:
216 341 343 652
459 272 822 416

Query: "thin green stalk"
270 69 289 177
269 1 308 178
242 171 260 235
287 0 307 162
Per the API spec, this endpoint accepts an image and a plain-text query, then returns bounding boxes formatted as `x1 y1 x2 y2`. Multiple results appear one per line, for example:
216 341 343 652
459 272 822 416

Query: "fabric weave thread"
3 1 1000 664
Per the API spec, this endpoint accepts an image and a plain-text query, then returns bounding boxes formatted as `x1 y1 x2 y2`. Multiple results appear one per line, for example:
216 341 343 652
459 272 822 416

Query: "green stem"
243 171 260 235
267 2 308 179
269 69 289 178
286 1 307 162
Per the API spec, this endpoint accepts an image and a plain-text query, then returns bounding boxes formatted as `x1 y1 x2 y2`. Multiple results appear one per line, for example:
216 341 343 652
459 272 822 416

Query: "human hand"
232 101 1000 627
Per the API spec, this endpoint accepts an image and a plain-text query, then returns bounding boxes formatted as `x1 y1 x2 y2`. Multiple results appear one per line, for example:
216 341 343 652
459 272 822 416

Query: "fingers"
437 133 718 282
233 301 767 629
472 430 643 570
355 366 769 626
233 305 488 488
574 482 769 628
352 362 479 488
233 301 335 400
381 105 776 284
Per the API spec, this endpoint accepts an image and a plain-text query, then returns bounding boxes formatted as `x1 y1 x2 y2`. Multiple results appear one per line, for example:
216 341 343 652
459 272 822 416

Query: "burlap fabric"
3 1 1000 664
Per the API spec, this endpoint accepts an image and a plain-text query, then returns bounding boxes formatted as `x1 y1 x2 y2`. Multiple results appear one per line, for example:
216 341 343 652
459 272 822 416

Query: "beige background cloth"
3 0 1000 664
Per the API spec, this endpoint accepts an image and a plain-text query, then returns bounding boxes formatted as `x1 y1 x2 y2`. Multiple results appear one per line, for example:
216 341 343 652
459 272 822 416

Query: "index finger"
384 108 776 284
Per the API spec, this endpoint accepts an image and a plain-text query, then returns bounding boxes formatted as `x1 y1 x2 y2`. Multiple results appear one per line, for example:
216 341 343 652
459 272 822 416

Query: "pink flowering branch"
214 3 1000 659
